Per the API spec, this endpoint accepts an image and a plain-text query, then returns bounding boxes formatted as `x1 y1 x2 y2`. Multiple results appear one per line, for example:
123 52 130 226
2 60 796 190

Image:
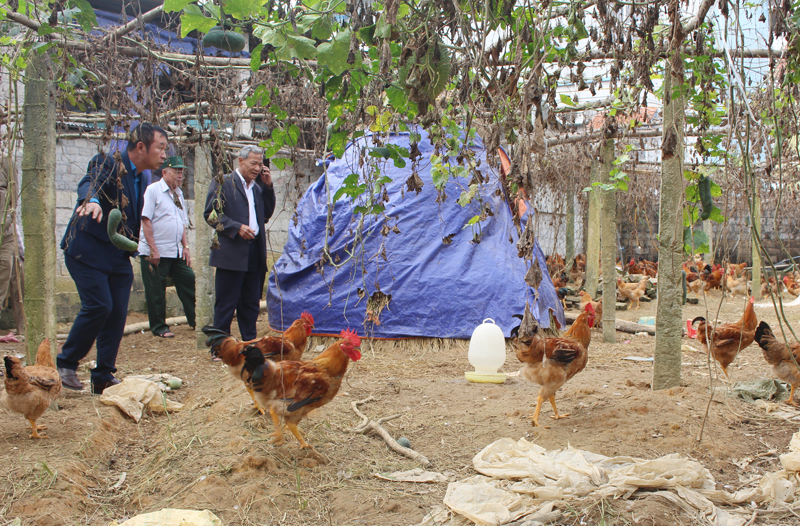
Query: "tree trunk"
584 160 601 297
21 51 57 361
751 187 761 299
654 5 686 390
565 184 575 267
193 144 215 349
600 137 616 343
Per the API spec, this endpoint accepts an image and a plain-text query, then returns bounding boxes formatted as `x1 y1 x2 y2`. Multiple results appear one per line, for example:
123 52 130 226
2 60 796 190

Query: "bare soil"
2 293 800 526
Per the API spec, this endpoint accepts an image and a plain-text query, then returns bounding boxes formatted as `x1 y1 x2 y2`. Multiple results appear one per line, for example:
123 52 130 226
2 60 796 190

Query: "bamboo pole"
600 137 617 343
584 160 601 297
21 51 57 360
193 144 215 349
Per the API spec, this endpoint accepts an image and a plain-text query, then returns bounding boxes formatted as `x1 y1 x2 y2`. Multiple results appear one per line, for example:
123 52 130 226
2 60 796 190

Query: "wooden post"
653 3 686 390
703 220 714 265
751 188 761 299
21 51 57 360
584 161 601 297
565 184 575 267
193 144 215 349
600 137 616 343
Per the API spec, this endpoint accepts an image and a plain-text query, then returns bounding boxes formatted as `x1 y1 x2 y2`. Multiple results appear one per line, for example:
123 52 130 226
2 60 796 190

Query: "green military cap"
162 156 185 169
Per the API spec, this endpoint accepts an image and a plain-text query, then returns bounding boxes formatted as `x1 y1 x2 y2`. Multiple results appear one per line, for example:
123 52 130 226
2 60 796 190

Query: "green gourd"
107 208 139 251
698 175 713 221
202 27 246 53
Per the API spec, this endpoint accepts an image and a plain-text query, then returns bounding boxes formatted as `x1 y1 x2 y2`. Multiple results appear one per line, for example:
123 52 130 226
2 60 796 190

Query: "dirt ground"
2 291 800 526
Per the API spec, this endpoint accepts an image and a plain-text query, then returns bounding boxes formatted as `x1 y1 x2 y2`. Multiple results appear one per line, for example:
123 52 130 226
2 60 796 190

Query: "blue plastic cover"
267 131 565 338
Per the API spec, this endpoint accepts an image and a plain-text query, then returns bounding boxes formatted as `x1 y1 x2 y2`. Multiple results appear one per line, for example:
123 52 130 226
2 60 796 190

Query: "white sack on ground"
419 435 800 526
99 378 183 422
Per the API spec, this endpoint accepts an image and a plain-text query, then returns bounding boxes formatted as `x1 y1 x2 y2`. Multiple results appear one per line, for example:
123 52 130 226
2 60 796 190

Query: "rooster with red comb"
241 328 362 448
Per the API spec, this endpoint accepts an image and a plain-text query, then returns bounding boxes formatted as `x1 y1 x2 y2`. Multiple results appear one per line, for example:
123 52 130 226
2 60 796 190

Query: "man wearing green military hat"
138 155 196 338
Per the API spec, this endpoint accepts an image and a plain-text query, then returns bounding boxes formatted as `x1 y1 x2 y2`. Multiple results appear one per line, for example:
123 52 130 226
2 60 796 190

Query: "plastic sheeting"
267 131 565 338
418 436 800 526
109 509 222 526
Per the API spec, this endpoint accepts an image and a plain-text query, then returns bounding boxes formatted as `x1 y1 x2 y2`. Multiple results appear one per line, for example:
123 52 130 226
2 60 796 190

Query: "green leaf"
250 43 263 72
573 18 588 39
616 179 628 191
560 94 575 106
710 180 722 197
686 185 699 202
277 34 318 61
163 0 194 13
271 158 291 170
369 147 392 158
312 15 333 40
224 0 267 20
458 184 478 206
285 124 301 147
683 169 700 181
181 8 217 37
431 166 448 189
317 29 358 76
329 131 348 158
708 206 726 223
374 12 392 38
465 215 481 226
67 0 98 32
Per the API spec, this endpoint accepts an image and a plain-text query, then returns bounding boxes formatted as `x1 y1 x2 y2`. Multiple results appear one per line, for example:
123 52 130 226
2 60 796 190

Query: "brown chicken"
242 329 362 448
760 276 781 298
617 276 649 310
692 297 758 379
552 271 569 289
702 264 724 291
202 312 315 413
569 258 585 288
728 262 748 280
754 321 800 405
2 339 62 439
515 310 594 427
725 274 749 298
784 275 800 297
686 272 706 296
578 291 603 323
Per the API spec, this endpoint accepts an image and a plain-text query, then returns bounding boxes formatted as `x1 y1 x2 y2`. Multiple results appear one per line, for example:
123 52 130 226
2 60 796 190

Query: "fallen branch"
349 396 430 466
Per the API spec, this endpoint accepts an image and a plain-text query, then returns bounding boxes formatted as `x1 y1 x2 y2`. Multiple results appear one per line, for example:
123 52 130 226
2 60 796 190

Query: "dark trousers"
57 254 133 383
140 256 196 335
213 241 264 340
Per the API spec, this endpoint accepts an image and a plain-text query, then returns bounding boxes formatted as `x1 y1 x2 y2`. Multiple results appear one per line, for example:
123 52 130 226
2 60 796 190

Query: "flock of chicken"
515 253 800 427
2 253 800 442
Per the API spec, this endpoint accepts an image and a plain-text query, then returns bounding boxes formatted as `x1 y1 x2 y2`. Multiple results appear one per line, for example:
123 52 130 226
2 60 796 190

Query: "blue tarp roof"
93 10 249 57
267 131 565 339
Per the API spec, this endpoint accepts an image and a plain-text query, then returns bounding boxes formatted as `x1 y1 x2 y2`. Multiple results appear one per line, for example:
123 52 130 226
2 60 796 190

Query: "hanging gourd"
202 26 246 53
107 208 139 251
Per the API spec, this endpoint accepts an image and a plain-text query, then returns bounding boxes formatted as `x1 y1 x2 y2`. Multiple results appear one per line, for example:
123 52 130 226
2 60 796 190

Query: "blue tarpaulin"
267 131 565 338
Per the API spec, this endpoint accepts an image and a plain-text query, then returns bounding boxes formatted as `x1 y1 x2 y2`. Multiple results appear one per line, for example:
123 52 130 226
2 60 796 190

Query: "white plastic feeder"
465 318 507 384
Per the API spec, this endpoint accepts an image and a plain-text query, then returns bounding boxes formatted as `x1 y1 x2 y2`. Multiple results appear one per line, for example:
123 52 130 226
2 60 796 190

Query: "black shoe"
91 377 121 395
57 367 85 391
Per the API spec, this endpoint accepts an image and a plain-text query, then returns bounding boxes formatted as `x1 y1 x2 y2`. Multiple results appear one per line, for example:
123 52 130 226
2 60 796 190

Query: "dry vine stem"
349 396 430 466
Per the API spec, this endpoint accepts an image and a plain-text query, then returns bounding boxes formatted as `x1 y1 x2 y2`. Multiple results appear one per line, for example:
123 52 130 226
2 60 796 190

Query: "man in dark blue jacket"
58 123 168 394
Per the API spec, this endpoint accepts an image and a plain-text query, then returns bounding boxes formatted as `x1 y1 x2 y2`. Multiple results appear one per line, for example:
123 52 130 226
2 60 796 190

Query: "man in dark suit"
203 146 267 340
58 124 168 394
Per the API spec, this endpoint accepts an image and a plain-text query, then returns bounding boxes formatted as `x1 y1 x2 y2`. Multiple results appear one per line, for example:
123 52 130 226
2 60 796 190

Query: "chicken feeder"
465 318 507 384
